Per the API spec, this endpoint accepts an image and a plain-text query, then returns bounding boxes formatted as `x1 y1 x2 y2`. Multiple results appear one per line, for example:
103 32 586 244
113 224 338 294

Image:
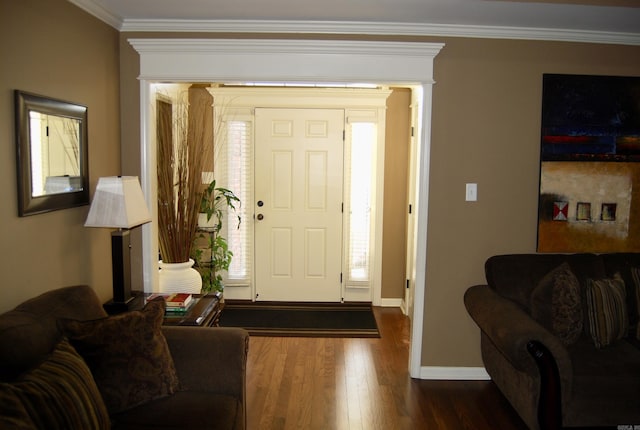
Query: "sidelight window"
344 122 376 287
216 119 253 286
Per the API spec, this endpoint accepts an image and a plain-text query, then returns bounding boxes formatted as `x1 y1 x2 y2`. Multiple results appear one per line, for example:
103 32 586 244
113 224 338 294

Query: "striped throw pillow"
586 274 629 349
1 338 110 429
0 386 35 429
631 266 640 340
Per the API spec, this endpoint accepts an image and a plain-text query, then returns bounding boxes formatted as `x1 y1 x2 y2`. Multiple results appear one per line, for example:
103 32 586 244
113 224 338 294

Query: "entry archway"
130 38 444 378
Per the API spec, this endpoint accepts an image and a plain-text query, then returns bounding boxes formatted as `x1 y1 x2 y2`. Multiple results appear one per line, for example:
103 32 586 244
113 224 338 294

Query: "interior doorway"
131 38 444 377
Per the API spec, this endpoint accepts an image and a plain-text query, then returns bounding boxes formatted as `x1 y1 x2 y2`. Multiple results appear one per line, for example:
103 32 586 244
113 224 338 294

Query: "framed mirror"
15 90 89 216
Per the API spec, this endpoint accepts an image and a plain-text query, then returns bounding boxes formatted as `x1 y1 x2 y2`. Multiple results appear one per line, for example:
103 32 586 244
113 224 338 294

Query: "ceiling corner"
68 0 123 30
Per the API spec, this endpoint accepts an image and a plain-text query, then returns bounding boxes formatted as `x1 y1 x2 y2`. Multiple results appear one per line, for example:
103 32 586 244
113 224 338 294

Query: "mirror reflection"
29 111 82 197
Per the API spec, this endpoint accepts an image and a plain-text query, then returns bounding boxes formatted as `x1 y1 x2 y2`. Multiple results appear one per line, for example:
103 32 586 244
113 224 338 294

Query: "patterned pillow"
631 266 640 340
60 299 180 414
531 262 583 345
0 338 110 429
586 274 629 349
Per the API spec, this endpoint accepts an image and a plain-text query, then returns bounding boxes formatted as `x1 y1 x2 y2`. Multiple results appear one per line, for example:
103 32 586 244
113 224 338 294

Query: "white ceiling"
70 0 640 44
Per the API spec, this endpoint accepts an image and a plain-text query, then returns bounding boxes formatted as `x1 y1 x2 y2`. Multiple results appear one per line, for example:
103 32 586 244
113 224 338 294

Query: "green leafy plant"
192 180 241 294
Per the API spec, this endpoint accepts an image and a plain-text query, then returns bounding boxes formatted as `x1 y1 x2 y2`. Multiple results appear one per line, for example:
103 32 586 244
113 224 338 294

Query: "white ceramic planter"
158 259 202 294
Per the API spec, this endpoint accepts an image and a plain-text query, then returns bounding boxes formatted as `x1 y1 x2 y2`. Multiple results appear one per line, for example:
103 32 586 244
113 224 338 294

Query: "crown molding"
68 0 122 29
67 0 640 46
120 19 640 46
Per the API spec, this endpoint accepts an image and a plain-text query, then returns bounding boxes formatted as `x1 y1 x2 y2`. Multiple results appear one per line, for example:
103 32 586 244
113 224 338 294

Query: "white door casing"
404 91 421 317
130 38 444 378
254 108 344 302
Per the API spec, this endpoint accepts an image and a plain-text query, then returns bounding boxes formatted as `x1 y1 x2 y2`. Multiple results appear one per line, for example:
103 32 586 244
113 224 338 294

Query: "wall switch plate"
465 183 478 201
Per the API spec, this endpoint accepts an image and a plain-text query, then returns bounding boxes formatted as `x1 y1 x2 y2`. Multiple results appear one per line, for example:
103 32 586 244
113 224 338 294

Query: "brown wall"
0 0 121 312
117 34 640 368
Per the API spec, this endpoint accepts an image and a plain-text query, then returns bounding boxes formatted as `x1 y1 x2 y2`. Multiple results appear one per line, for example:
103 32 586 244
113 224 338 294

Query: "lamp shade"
85 176 151 228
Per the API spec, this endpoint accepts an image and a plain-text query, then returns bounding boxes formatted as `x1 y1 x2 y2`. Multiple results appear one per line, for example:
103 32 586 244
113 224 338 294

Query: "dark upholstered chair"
465 253 640 430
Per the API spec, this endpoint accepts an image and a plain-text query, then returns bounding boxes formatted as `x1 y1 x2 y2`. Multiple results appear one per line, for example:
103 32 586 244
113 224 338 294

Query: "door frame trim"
130 38 444 378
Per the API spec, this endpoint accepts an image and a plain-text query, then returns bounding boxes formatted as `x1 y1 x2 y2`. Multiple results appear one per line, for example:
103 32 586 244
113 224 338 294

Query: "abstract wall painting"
537 74 640 252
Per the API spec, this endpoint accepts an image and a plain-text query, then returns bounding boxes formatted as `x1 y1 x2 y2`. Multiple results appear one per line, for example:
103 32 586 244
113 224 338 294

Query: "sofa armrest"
162 326 249 399
464 285 572 386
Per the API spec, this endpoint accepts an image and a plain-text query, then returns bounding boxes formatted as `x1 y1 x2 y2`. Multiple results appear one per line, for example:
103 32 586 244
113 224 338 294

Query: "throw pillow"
631 266 640 340
586 273 629 349
59 299 180 414
531 262 583 345
0 385 36 430
0 338 110 430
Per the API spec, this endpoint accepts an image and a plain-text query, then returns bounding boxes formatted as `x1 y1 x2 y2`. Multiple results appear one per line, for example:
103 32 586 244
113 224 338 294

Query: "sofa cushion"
632 266 640 340
0 338 110 429
566 337 640 426
586 274 628 348
531 262 583 345
60 299 180 414
111 391 241 430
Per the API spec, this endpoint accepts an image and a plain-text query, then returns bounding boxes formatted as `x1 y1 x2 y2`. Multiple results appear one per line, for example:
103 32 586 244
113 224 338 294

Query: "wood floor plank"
246 307 528 430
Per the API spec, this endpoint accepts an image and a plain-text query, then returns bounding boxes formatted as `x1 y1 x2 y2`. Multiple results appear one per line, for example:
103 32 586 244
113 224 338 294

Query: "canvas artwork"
537 74 640 252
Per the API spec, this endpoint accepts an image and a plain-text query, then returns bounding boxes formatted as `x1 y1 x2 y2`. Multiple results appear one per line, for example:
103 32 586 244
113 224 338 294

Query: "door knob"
257 214 264 221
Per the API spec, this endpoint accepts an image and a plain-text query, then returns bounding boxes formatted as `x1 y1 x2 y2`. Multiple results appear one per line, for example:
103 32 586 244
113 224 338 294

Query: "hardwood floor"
245 306 528 430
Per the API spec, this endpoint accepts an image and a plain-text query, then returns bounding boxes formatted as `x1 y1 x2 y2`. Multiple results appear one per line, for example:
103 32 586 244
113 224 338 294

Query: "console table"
104 291 223 327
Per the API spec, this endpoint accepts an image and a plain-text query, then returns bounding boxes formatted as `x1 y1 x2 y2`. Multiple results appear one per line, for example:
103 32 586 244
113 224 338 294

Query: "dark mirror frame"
15 90 89 216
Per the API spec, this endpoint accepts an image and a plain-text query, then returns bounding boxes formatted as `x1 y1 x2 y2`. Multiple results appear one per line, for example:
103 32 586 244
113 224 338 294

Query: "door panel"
271 228 292 277
255 108 344 302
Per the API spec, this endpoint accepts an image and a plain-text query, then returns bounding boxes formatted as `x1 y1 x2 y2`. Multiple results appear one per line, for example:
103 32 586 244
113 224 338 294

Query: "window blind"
345 122 376 287
216 119 253 286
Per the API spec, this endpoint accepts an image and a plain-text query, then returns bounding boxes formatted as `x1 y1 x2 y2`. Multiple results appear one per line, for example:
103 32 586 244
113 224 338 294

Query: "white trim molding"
68 0 122 29
380 298 404 308
66 0 640 46
420 366 491 380
129 38 443 379
122 20 640 46
130 39 442 84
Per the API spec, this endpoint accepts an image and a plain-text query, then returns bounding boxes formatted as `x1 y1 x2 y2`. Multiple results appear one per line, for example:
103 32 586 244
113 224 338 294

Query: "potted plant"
192 180 241 294
156 90 211 294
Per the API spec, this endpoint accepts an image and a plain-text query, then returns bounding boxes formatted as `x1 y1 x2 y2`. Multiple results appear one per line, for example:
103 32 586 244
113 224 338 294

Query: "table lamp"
85 176 151 311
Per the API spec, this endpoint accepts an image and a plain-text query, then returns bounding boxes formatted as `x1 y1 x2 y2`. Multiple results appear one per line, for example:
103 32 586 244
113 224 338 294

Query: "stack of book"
147 293 194 314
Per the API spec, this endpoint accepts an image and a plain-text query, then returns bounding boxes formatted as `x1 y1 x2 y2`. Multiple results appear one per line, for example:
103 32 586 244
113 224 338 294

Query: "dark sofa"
0 285 249 429
464 253 640 430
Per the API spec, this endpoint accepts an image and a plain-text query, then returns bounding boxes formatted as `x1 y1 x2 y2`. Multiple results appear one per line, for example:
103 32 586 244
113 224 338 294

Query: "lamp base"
102 292 144 315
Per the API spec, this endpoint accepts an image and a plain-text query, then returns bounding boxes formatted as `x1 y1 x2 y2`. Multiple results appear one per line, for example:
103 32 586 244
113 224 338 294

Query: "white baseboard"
400 300 407 315
379 298 403 308
419 366 490 380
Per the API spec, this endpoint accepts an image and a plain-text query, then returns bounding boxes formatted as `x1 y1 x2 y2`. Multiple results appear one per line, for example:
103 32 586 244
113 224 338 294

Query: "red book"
147 293 193 308
165 293 193 308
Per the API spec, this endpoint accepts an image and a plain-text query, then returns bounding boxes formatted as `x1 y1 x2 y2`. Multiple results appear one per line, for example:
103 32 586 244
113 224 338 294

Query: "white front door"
254 108 344 302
